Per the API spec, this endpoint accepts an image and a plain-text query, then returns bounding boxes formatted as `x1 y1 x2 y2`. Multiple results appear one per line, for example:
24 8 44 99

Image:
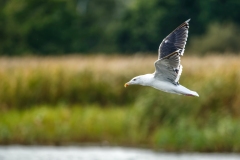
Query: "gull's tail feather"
184 91 199 97
177 85 199 97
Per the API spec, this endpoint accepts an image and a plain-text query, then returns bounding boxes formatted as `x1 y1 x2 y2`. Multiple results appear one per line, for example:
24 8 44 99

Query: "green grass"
152 117 240 152
1 105 240 152
0 105 142 145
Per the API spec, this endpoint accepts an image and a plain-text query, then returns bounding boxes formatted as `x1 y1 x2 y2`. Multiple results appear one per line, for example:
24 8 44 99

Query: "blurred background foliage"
1 55 240 152
1 0 240 55
1 0 240 152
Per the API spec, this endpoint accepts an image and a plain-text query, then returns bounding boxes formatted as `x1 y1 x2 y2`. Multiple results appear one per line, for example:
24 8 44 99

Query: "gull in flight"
124 19 199 97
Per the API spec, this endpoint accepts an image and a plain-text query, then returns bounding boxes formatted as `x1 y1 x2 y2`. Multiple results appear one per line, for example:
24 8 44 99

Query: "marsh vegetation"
0 54 240 152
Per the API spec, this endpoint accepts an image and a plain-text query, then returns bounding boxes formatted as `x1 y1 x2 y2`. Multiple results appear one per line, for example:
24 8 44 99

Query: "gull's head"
125 74 153 87
124 76 142 87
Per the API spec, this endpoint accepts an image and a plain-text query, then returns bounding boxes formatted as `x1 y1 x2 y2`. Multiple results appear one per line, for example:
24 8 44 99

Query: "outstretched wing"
154 19 190 84
158 19 190 59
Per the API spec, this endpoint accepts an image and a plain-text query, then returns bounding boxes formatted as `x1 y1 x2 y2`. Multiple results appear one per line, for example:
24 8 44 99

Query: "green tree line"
1 0 240 55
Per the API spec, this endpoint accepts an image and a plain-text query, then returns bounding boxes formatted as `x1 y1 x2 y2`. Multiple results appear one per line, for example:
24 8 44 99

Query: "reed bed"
0 54 240 152
0 54 239 109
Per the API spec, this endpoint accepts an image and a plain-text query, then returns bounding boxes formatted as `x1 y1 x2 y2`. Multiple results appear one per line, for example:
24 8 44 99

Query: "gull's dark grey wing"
154 19 190 84
158 19 190 59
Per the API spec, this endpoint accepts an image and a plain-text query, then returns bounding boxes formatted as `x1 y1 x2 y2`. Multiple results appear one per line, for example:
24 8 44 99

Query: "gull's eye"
133 79 136 81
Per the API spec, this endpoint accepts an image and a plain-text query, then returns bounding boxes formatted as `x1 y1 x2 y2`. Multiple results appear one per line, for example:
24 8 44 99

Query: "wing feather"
154 51 182 84
158 19 190 59
154 19 190 84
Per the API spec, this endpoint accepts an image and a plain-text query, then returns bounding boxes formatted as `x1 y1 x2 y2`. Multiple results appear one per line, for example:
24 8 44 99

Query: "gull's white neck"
138 74 154 86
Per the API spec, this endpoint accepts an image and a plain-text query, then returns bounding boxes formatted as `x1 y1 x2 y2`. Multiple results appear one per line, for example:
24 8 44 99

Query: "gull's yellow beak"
124 83 129 88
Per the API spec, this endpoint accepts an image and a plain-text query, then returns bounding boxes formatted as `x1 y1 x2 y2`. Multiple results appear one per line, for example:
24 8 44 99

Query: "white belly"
147 79 198 96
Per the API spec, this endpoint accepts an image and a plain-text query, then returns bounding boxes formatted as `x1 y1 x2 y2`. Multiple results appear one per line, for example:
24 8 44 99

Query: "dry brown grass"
1 53 239 72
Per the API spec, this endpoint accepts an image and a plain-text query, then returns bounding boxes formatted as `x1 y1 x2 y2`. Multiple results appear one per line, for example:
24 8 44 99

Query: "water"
0 146 240 160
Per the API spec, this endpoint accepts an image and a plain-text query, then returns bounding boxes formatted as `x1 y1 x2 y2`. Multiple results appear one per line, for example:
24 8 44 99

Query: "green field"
0 54 240 152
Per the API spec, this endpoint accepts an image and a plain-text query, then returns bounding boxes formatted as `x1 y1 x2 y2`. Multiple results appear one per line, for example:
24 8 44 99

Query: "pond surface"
0 146 240 160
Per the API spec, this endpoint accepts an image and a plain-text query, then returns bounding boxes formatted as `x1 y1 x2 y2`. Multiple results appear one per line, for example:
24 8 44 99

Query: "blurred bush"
114 0 240 53
0 0 125 54
1 0 240 54
189 23 240 53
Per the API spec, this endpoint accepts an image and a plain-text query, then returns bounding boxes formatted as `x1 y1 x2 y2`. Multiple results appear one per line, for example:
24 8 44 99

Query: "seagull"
124 19 199 97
